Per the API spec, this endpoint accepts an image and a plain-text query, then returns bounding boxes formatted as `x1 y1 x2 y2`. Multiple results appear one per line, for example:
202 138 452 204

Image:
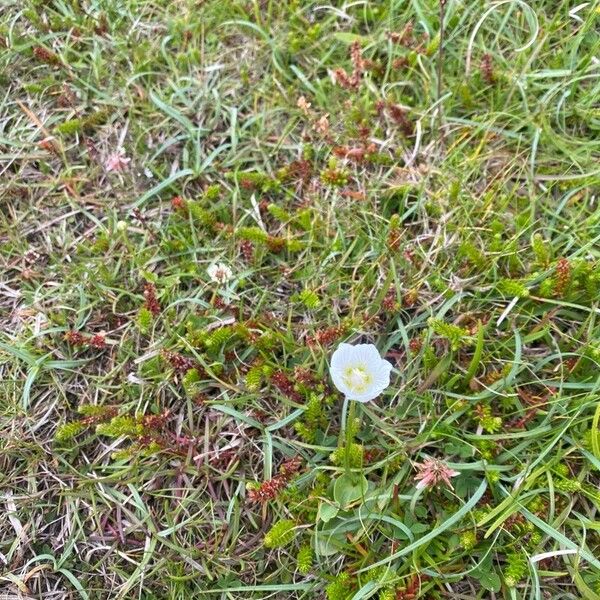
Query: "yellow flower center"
342 365 372 394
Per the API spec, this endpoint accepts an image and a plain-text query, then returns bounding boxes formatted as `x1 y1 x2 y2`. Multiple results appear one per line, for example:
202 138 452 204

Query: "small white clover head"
330 343 392 402
207 262 233 284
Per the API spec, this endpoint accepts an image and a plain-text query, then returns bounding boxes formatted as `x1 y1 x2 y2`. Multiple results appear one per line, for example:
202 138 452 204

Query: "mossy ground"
1 0 600 598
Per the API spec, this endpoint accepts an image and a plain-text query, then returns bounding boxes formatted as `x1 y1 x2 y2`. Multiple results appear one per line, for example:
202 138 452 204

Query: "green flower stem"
344 399 356 476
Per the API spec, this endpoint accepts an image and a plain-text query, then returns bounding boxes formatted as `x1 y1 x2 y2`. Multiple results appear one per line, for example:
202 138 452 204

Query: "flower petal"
355 343 383 363
346 385 381 403
329 342 392 402
330 365 351 397
372 359 393 387
330 343 355 372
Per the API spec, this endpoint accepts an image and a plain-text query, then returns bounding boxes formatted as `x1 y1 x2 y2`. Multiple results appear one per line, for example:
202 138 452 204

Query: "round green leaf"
334 473 368 508
318 502 339 523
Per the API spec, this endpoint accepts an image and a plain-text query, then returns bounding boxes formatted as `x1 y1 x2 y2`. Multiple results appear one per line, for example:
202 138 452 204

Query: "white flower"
330 343 392 402
207 262 233 284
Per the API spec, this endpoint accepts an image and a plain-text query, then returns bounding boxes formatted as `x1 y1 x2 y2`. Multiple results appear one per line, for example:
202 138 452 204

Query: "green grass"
1 0 600 598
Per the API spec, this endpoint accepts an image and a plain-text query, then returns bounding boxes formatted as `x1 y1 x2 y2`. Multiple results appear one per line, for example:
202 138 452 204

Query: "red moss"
247 456 302 503
334 141 377 163
143 282 161 316
240 177 258 190
332 41 365 90
80 406 118 426
279 456 302 477
56 86 75 108
554 258 571 296
480 53 496 85
293 366 315 386
392 57 409 69
64 330 108 350
388 226 402 250
382 289 399 313
88 333 106 349
388 23 414 46
387 104 414 136
33 46 61 65
171 196 187 212
240 239 254 262
162 350 197 374
408 338 422 354
307 325 345 347
288 159 313 186
212 297 230 312
64 330 86 345
271 371 302 402
266 236 286 252
142 410 171 430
